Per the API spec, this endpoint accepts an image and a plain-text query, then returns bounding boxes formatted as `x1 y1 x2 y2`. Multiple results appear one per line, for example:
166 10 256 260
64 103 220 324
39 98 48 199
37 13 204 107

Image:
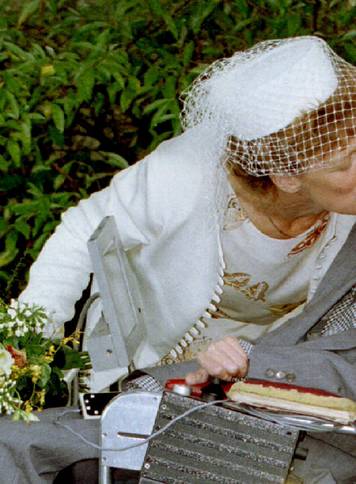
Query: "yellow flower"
11 365 27 379
61 331 81 347
37 389 46 406
48 345 56 356
24 401 33 414
30 364 41 383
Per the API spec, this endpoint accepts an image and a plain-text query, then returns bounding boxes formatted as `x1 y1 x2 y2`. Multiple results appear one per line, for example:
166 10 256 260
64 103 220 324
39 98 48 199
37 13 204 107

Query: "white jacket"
20 130 355 388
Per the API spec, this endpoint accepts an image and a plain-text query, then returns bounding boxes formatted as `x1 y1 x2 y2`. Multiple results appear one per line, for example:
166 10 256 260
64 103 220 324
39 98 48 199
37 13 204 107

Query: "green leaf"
5 91 20 120
0 174 23 192
147 0 164 16
7 139 21 167
101 152 129 169
76 69 95 103
152 112 176 127
48 126 65 147
26 342 47 357
14 218 31 239
54 174 66 190
0 219 7 235
29 112 46 122
51 104 65 133
143 98 171 115
0 135 7 146
147 0 178 39
0 271 8 284
341 30 356 41
93 29 111 52
112 71 125 89
183 42 194 66
74 21 109 38
62 93 78 117
62 346 86 370
162 76 177 98
93 92 105 115
107 81 123 104
144 66 160 87
0 232 18 268
37 363 52 388
190 1 220 34
17 0 40 27
162 12 179 40
235 0 249 18
287 14 302 36
234 18 253 33
20 116 32 154
343 43 356 63
32 43 47 59
0 154 8 172
120 88 135 112
3 42 30 61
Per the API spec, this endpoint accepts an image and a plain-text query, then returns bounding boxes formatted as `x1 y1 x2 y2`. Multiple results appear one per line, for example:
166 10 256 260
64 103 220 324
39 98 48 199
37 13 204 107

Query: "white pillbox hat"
203 37 338 140
181 36 355 175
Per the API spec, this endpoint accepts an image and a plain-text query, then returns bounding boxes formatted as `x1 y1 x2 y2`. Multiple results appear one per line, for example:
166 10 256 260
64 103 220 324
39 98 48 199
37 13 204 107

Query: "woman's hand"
185 336 249 384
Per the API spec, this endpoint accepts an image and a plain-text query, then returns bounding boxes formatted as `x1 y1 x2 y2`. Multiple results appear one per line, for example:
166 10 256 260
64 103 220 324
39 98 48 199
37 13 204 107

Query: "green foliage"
0 0 355 296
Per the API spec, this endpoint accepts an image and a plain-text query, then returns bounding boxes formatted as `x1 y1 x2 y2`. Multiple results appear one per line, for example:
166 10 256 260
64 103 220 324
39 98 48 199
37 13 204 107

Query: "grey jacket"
248 222 356 400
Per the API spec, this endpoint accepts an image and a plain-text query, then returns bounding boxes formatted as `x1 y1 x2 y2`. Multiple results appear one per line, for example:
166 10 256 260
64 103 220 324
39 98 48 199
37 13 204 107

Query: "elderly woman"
19 36 355 391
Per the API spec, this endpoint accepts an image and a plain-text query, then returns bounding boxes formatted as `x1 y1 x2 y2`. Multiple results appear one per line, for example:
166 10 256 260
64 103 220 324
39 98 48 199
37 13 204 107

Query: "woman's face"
298 140 356 215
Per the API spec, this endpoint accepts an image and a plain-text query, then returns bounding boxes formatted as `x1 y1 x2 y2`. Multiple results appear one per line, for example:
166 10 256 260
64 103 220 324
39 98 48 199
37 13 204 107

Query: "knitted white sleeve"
18 161 149 331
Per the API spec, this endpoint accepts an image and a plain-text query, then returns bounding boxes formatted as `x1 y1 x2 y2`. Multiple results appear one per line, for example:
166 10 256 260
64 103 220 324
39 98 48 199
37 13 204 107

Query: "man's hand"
185 336 249 384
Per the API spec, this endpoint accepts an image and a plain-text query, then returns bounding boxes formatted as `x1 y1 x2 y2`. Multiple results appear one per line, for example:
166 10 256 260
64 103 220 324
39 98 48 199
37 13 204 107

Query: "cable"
54 399 227 452
54 398 356 451
74 292 100 350
69 292 100 406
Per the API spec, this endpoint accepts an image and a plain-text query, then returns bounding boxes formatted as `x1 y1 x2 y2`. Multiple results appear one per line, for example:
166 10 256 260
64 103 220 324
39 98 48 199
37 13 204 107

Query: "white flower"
0 347 13 377
7 308 17 318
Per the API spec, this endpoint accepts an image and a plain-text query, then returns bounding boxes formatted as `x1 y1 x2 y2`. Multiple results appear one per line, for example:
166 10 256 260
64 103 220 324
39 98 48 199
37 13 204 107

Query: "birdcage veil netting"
180 36 356 177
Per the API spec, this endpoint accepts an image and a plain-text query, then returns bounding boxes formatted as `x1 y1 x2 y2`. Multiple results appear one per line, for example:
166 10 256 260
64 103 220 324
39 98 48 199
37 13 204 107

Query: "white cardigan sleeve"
19 159 153 328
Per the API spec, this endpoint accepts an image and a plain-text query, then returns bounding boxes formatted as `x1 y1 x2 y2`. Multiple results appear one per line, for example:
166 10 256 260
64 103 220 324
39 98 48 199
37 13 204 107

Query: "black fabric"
54 459 140 484
54 459 98 484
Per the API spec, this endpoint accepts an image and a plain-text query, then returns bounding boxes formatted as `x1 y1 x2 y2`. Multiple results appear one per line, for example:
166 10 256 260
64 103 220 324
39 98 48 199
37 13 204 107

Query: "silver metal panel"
88 216 146 370
87 318 119 372
101 391 162 471
140 392 299 484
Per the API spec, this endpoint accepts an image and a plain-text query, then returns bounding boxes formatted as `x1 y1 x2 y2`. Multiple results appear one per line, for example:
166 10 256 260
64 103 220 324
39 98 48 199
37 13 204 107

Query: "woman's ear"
269 175 302 193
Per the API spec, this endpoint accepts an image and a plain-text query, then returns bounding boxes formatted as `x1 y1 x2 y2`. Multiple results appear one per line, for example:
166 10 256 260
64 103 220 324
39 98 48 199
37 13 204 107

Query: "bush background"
1 0 355 299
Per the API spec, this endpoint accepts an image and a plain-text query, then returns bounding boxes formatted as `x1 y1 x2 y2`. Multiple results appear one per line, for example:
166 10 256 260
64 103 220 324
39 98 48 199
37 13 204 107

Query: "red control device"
164 378 233 400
